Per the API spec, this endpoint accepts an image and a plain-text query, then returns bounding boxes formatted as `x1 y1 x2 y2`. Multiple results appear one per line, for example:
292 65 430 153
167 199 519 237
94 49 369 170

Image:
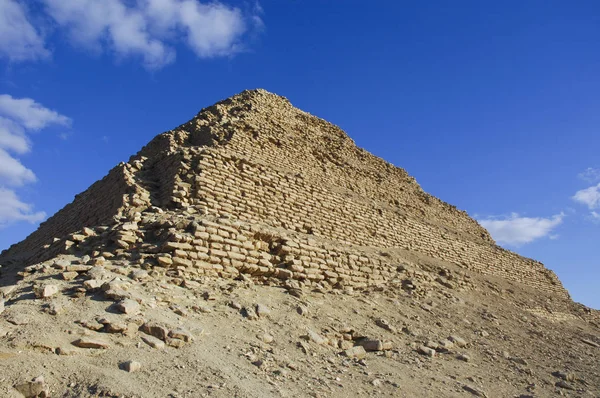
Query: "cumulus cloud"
572 183 600 210
41 0 259 69
0 94 70 227
0 0 50 62
478 212 565 246
0 187 46 226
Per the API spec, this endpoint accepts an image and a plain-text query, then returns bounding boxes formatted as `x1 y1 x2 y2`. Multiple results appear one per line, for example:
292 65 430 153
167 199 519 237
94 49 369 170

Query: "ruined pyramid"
1 89 598 398
0 89 567 297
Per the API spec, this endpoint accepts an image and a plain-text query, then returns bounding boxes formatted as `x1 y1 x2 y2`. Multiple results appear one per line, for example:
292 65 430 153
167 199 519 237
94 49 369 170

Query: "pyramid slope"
0 89 567 297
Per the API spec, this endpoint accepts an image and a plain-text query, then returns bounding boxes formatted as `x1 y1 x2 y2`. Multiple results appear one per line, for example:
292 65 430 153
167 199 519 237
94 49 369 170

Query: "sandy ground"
0 252 598 398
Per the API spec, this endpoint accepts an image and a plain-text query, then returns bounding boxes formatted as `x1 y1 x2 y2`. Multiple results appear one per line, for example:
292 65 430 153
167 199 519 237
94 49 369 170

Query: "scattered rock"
0 285 17 298
140 322 169 341
256 303 270 317
581 338 599 348
449 335 467 347
142 335 165 349
258 333 274 344
359 339 392 352
115 299 140 314
121 360 142 373
457 353 471 362
104 288 131 300
79 319 104 332
130 269 150 281
418 346 436 357
182 280 201 289
194 304 212 313
66 264 92 273
339 339 354 350
344 346 367 359
47 302 62 315
14 376 49 398
6 313 30 325
169 327 193 342
242 306 258 320
438 339 454 350
552 371 576 382
375 318 396 333
34 284 59 298
54 259 71 269
72 337 110 349
425 340 439 350
100 318 128 334
462 384 488 397
296 305 308 316
83 279 104 291
61 271 79 281
306 329 328 345
555 380 574 390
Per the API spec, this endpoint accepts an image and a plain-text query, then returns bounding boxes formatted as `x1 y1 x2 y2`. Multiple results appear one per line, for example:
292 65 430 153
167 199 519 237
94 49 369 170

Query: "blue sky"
0 0 598 308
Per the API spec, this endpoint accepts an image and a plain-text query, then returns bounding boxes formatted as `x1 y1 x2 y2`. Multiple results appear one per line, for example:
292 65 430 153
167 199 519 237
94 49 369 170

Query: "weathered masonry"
0 89 567 297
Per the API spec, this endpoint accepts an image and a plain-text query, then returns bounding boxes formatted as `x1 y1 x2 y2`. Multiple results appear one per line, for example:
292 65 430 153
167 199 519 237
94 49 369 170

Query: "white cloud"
0 148 36 186
0 117 29 154
478 212 565 246
0 0 50 62
0 187 46 226
0 95 71 130
41 0 259 69
572 183 600 210
578 167 600 183
0 94 70 226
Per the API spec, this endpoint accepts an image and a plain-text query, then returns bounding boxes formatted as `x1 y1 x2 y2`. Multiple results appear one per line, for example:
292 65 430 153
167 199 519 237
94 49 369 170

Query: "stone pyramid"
1 90 599 398
0 89 566 297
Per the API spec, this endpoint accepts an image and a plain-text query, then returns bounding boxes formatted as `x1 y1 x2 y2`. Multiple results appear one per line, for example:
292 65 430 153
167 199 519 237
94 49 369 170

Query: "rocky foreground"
0 249 598 398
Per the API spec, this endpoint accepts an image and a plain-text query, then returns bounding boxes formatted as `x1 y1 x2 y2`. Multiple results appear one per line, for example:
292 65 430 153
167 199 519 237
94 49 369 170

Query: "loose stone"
121 360 142 372
116 299 140 314
344 346 367 359
34 284 59 298
142 335 165 349
72 337 110 349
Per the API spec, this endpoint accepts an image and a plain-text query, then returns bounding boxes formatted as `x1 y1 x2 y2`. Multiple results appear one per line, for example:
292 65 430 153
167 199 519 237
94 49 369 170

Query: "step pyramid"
0 89 567 297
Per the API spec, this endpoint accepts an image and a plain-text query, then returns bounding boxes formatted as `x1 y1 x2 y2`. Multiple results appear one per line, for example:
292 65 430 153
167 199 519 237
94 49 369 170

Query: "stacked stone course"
0 89 567 298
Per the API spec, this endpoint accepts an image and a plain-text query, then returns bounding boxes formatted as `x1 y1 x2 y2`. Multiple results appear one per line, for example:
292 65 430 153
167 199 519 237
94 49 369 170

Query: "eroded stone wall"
0 89 568 298
0 160 158 263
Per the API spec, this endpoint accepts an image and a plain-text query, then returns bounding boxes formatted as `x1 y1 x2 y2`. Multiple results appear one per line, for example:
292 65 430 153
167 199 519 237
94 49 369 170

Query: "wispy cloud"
0 187 45 226
572 183 600 210
578 167 600 184
0 0 50 62
39 0 261 69
571 168 600 222
0 94 71 226
478 212 565 246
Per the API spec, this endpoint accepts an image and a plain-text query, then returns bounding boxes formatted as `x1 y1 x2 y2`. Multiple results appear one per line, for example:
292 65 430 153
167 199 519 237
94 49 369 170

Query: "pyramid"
1 90 599 398
0 89 567 297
